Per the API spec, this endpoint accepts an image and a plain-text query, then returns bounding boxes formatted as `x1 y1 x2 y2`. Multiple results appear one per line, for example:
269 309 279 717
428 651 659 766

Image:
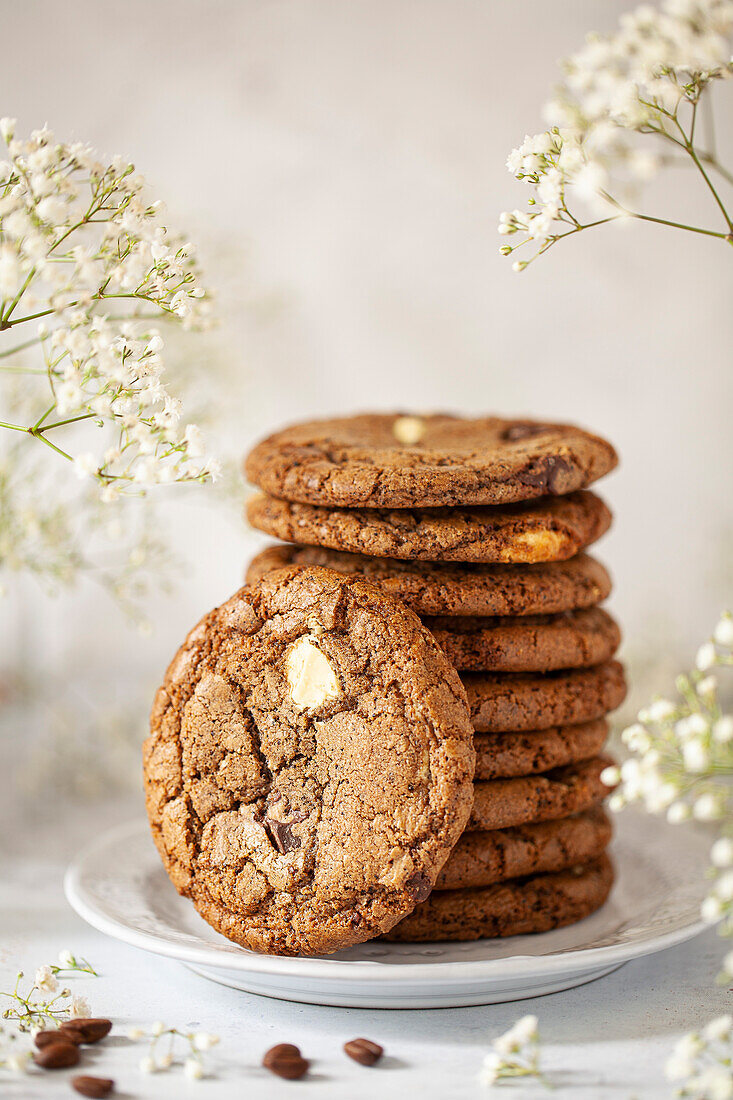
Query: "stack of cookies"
143 412 626 956
242 414 625 943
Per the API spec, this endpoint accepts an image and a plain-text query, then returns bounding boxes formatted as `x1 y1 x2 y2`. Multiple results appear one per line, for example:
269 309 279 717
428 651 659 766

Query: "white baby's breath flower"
711 839 733 868
702 895 724 922
184 1057 204 1080
667 801 692 824
139 1056 157 1074
151 1020 166 1037
713 614 733 648
601 765 621 787
684 738 711 773
704 1015 732 1043
694 794 723 821
713 717 733 743
57 949 75 968
193 1032 220 1051
127 1026 146 1040
70 994 91 1019
33 966 58 994
73 453 98 480
696 643 717 672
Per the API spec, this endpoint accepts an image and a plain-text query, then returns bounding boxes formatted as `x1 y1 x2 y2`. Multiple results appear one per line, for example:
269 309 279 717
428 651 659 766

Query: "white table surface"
1 798 729 1100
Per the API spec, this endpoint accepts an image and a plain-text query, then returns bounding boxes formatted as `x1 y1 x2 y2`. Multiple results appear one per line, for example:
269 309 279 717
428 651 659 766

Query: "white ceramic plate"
65 810 710 1008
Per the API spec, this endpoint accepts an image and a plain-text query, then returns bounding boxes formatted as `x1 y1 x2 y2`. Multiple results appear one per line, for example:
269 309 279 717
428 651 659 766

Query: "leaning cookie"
434 807 612 890
383 855 614 942
143 566 475 956
246 546 613 618
244 413 618 508
246 490 611 563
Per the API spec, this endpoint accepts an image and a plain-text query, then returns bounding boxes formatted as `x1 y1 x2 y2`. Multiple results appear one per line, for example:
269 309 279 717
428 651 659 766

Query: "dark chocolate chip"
406 871 433 903
264 818 302 854
501 422 554 442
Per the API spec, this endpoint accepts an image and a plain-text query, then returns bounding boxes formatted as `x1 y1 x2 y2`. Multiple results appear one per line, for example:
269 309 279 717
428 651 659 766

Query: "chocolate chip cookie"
244 413 618 508
246 491 611 563
144 566 475 956
246 546 612 618
425 607 620 672
465 660 627 732
474 718 608 780
383 854 614 941
435 807 612 890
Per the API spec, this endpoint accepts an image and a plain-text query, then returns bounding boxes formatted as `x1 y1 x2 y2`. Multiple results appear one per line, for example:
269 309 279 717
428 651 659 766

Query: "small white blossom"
140 1056 157 1074
57 950 75 968
667 801 692 824
694 794 723 821
713 614 733 648
193 1032 220 1051
151 1020 166 1037
696 643 717 672
33 966 58 994
127 1026 146 1040
184 1057 204 1080
711 839 733 868
70 994 91 1019
704 1016 732 1043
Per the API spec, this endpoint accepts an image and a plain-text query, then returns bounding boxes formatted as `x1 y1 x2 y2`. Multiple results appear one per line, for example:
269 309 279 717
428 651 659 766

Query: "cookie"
244 413 618 508
435 807 612 890
383 854 614 941
246 546 612 618
246 490 611 564
425 607 620 672
468 755 613 831
465 660 627 732
143 565 475 956
474 718 608 781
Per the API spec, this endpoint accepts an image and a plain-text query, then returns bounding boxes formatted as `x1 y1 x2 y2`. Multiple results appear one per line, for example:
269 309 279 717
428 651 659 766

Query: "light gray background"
1 6 730 1095
3 0 732 701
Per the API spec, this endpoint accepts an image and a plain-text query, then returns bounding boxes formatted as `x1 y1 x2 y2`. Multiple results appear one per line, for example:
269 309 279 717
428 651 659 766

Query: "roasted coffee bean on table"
344 1037 384 1065
262 1042 310 1079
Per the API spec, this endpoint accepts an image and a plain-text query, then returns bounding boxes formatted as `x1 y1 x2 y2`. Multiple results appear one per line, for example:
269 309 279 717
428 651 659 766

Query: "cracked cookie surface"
143 566 475 956
246 546 613 618
246 490 611 564
244 413 618 508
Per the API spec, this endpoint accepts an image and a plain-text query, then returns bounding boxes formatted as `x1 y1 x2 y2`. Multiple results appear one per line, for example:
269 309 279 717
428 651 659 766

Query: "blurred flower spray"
500 4 733 1094
0 119 221 619
499 0 733 270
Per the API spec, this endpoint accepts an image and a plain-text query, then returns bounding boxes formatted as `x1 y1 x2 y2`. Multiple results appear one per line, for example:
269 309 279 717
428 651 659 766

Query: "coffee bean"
71 1076 115 1098
61 1018 112 1044
34 1041 80 1069
35 1029 81 1050
344 1037 384 1066
262 1042 309 1079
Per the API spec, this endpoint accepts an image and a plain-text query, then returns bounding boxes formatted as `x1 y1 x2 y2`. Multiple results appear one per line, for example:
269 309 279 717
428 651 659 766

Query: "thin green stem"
29 431 73 461
0 335 44 358
40 412 96 432
0 419 29 432
33 404 56 430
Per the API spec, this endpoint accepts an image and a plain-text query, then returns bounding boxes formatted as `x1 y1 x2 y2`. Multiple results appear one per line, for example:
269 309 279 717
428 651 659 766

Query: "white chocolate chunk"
392 415 426 445
286 636 341 710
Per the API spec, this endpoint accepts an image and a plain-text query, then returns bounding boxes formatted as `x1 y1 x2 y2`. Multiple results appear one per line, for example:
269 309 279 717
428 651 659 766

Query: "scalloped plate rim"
64 813 711 986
